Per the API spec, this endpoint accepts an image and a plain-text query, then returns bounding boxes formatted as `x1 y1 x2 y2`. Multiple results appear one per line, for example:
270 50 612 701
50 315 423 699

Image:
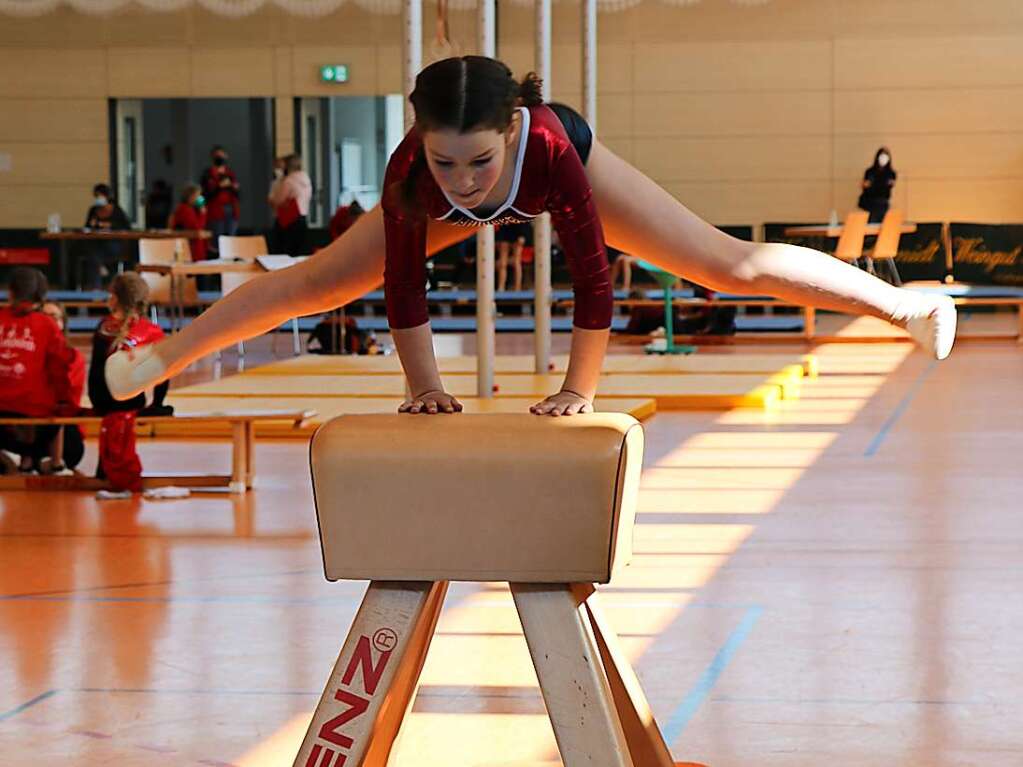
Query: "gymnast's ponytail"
517 72 544 107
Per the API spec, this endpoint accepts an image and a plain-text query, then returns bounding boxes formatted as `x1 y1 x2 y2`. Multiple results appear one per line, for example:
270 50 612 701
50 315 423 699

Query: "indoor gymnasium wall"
4 0 1023 227
495 0 1023 225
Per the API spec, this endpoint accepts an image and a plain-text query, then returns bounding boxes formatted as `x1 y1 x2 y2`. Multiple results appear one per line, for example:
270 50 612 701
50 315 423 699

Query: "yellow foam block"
248 353 817 378
161 396 657 437
174 372 793 400
610 383 782 411
172 372 784 411
601 356 814 379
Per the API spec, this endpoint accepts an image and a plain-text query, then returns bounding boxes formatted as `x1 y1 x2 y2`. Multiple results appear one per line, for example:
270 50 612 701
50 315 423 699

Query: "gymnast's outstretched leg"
106 207 474 400
584 139 956 358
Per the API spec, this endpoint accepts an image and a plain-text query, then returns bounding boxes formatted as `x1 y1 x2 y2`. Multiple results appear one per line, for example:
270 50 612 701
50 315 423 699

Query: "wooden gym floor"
1 329 1021 766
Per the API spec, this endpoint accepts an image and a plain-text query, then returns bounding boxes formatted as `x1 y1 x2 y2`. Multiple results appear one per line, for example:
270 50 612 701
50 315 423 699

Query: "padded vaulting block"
310 414 644 583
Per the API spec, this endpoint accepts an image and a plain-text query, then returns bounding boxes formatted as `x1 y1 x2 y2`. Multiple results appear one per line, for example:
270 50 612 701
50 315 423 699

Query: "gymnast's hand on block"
399 389 463 415
530 389 594 417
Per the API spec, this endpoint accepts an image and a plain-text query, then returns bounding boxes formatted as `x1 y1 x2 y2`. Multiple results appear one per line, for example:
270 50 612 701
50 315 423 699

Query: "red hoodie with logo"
0 303 76 417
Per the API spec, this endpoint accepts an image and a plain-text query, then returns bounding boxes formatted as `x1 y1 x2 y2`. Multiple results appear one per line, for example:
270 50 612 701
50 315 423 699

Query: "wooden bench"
904 282 1023 341
619 291 1023 342
0 409 314 493
560 296 817 339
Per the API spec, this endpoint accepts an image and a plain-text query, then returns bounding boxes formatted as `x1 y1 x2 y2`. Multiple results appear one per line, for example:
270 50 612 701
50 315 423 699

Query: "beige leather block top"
310 413 644 584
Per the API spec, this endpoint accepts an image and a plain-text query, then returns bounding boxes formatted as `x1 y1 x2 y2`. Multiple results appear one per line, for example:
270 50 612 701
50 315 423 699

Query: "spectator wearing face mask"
200 145 241 253
82 183 131 289
858 147 897 223
168 184 209 261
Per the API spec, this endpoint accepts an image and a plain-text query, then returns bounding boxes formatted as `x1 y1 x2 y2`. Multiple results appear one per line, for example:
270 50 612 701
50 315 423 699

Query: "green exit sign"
320 65 349 84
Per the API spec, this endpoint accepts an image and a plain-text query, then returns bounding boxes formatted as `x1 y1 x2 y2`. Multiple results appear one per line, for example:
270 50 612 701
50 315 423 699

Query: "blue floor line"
864 360 937 457
662 605 764 744
0 689 59 722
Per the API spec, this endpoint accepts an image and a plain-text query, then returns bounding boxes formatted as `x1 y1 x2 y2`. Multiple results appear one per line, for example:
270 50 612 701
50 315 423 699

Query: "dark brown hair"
411 56 542 133
402 56 543 208
108 272 151 347
110 272 149 317
8 266 47 307
181 183 202 203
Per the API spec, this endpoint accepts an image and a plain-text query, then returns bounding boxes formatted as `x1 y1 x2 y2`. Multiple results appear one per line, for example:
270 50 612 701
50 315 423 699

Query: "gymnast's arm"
543 144 615 408
383 201 462 414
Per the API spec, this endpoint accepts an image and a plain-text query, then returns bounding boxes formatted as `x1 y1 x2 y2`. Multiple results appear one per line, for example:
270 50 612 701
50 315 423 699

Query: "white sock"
893 291 957 360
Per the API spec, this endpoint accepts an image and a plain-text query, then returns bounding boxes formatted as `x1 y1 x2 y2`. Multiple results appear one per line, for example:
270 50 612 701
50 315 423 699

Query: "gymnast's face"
422 124 514 209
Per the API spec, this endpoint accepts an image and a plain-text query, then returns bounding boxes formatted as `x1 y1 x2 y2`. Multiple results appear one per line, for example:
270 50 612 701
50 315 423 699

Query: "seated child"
0 268 77 475
41 301 86 472
88 272 170 498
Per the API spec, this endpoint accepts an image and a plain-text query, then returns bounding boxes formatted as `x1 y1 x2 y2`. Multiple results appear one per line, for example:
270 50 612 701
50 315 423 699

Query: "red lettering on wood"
341 635 392 696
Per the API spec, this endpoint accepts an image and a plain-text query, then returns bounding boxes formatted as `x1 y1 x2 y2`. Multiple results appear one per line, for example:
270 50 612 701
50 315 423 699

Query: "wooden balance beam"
300 413 700 767
0 409 314 493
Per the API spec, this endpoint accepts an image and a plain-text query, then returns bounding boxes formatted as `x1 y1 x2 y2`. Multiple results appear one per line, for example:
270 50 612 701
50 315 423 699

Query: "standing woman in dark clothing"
858 147 897 223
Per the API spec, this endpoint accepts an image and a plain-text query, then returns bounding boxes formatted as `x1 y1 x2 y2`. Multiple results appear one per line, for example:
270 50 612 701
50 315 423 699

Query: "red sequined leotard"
382 104 612 330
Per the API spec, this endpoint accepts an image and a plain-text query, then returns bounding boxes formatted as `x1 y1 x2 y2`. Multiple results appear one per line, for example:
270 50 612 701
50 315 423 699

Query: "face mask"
213 156 227 167
193 195 206 208
878 154 890 167
94 196 108 206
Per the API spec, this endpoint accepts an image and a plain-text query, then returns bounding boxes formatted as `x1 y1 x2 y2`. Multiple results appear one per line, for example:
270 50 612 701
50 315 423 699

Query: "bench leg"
294 581 447 767
575 585 676 767
804 307 816 340
244 421 256 490
511 583 635 767
230 422 247 494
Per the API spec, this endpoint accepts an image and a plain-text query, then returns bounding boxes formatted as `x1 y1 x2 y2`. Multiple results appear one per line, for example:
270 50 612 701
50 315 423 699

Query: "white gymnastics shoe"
96 489 133 500
901 293 957 361
105 344 168 401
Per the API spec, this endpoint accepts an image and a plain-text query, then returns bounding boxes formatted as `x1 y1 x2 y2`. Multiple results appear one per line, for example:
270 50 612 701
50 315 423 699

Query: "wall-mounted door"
114 99 145 227
299 97 330 227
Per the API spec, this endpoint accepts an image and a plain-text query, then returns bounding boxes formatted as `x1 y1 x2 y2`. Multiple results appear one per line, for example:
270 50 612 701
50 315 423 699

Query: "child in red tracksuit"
0 268 77 475
88 272 169 497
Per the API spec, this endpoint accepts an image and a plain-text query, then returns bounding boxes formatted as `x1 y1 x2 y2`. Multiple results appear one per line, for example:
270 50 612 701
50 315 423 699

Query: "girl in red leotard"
106 56 955 416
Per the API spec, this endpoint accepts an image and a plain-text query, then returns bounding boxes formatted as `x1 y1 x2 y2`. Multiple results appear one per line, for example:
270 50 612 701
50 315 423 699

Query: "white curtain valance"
0 0 768 17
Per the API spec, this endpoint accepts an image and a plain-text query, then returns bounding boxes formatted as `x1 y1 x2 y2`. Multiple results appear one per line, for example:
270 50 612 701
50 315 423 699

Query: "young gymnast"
106 56 955 416
90 273 169 497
